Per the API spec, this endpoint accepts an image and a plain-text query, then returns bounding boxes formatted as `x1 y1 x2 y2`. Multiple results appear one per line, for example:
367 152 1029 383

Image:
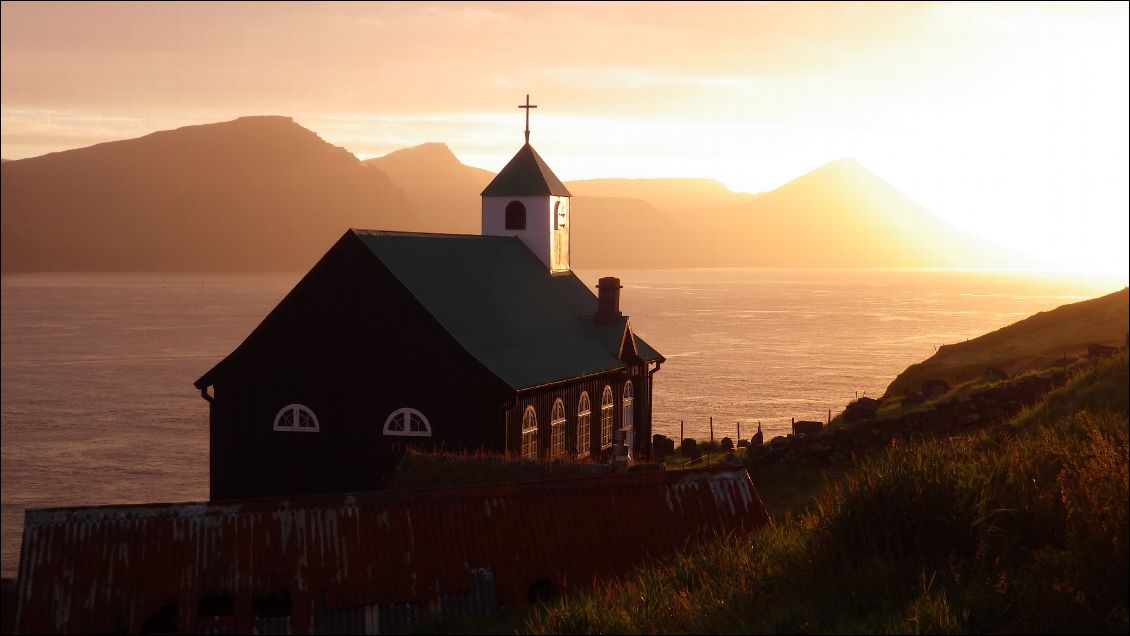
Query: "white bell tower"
481 95 572 272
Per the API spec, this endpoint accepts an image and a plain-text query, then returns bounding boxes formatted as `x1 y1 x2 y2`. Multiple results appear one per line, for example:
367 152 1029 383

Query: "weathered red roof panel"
15 467 769 634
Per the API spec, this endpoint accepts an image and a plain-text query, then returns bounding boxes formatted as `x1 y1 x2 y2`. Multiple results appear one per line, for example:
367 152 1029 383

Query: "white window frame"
550 399 566 458
576 391 591 458
273 404 320 432
600 385 614 450
383 407 432 437
521 406 538 459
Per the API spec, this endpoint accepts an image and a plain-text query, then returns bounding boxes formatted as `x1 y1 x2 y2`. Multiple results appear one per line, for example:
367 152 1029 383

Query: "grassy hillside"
885 287 1128 397
523 352 1129 634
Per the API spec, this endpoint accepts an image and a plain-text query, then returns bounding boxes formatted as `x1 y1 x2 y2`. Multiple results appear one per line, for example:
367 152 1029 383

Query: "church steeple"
481 96 572 272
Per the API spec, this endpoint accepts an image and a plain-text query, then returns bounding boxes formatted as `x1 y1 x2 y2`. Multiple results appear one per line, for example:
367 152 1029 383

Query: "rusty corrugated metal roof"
14 467 769 634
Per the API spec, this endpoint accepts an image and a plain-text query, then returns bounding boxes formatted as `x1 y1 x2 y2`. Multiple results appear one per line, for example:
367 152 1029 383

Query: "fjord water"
1 269 1121 576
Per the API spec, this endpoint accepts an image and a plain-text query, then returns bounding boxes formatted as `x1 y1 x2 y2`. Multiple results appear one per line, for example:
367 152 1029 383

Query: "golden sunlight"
2 1 1127 276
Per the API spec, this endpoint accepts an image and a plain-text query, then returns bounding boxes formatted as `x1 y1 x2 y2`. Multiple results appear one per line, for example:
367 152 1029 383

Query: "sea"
2 269 1124 577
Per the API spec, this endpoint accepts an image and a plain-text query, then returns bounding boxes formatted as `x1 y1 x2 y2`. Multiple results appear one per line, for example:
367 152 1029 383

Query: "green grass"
524 352 1130 634
744 461 852 522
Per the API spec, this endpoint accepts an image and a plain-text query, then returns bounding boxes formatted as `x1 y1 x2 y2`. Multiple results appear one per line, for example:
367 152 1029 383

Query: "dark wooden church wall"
509 367 649 462
208 233 510 500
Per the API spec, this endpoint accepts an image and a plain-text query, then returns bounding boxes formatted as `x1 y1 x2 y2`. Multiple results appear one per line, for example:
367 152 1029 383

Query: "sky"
2 1 1128 277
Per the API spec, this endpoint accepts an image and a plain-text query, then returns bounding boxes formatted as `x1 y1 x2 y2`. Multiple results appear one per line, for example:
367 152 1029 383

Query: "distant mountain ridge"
1 116 414 272
363 143 491 235
3 116 1006 273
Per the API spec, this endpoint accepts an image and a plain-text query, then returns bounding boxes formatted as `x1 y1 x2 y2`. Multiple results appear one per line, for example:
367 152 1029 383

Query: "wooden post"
827 409 831 424
680 420 684 442
709 416 714 443
737 421 741 440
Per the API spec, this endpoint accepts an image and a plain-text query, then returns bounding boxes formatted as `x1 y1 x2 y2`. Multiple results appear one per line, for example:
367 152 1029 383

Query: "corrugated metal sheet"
14 468 769 634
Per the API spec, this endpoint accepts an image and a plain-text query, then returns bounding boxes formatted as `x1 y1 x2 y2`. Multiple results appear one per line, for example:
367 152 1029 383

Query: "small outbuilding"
12 468 769 635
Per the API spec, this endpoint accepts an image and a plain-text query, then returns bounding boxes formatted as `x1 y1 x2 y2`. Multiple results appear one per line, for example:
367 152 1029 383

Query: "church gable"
194 231 498 393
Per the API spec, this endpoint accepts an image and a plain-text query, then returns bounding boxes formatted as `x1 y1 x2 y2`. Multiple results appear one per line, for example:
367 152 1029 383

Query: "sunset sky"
2 1 1127 277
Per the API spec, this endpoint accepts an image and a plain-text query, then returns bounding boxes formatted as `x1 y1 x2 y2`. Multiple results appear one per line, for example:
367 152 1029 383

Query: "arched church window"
521 406 538 459
600 386 614 450
576 392 591 458
273 404 319 432
383 407 431 437
550 399 566 458
505 201 527 230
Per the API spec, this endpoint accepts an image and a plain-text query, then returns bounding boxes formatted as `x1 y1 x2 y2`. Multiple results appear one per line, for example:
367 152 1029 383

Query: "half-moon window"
383 407 432 437
505 201 527 230
273 404 319 432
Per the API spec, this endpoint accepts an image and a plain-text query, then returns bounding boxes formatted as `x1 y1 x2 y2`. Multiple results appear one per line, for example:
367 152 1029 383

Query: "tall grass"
524 353 1129 634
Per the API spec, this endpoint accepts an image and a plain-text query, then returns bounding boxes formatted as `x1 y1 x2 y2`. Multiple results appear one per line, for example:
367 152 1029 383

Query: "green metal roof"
354 230 661 390
480 143 572 197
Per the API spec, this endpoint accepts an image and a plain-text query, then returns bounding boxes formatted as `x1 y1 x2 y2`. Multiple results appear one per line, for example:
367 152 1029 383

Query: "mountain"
360 142 1002 268
566 178 759 211
363 143 492 234
701 158 1005 268
1 116 413 272
2 117 1010 272
573 158 1008 269
884 287 1129 397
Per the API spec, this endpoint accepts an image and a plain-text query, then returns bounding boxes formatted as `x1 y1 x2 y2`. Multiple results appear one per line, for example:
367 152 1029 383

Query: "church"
195 99 665 500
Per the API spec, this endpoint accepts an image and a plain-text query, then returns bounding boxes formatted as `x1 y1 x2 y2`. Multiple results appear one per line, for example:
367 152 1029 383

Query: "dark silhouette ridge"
1 116 414 273
3 118 1009 273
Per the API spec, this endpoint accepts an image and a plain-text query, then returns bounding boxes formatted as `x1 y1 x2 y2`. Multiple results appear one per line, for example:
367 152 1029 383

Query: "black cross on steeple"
519 94 537 143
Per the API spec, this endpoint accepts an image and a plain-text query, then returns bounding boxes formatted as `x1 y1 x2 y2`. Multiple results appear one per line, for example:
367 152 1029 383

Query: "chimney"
595 277 622 325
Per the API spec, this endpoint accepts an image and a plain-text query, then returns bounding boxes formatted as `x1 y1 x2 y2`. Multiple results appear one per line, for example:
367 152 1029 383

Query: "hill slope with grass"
885 287 1128 398
524 352 1129 634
